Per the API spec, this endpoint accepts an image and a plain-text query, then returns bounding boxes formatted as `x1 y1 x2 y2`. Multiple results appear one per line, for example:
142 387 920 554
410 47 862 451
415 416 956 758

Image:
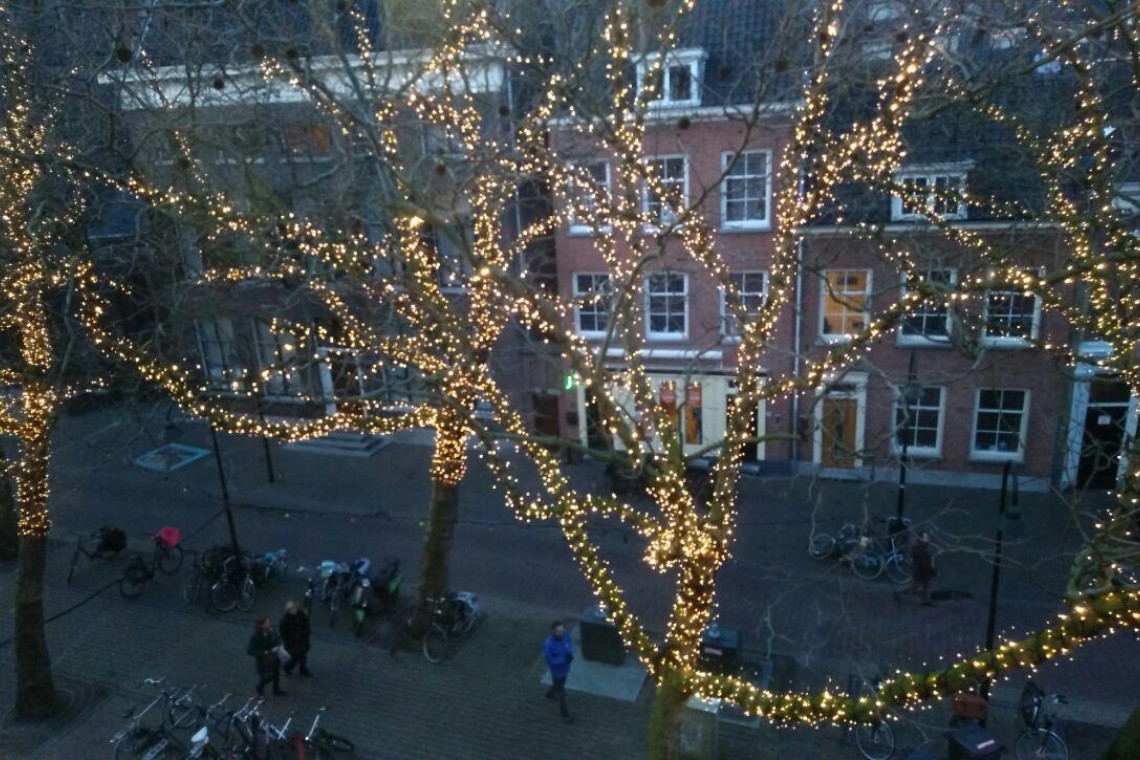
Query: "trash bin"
948 725 1003 760
699 625 741 674
579 606 625 665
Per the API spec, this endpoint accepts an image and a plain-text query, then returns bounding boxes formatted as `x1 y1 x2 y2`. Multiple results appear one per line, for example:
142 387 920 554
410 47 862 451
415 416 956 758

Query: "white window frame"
252 318 304 399
635 48 706 108
720 150 772 231
567 160 612 236
897 268 956 346
970 388 1030 463
819 269 872 344
983 282 1041 347
891 385 945 458
195 317 243 392
719 270 768 341
642 155 689 229
891 169 969 221
572 272 612 339
645 272 689 341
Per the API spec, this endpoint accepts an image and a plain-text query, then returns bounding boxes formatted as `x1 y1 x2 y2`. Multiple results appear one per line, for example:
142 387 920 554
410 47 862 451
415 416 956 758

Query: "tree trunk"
646 667 691 760
412 477 460 631
14 381 59 720
15 533 57 719
0 443 16 560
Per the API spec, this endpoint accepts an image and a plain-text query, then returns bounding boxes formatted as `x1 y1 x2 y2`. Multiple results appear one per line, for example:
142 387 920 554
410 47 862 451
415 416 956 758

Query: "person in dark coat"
542 620 574 723
247 616 285 696
280 601 312 677
899 531 936 605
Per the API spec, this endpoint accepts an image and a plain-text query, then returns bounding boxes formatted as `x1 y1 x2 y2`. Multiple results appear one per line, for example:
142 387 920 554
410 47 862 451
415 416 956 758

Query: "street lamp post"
896 353 919 525
981 460 1018 702
165 405 241 558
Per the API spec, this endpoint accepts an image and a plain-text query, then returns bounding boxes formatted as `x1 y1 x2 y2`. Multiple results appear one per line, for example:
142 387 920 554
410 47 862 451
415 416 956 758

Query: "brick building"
547 0 1138 491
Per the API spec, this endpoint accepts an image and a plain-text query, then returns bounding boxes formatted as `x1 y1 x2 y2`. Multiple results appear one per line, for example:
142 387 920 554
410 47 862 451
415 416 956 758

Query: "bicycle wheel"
113 728 150 760
808 533 836 560
237 577 256 613
181 567 203 604
1015 729 1067 760
119 566 148 599
314 728 356 753
169 699 198 730
157 544 184 575
855 720 895 760
452 606 477 637
851 550 885 580
885 555 914 585
211 581 239 613
423 624 449 663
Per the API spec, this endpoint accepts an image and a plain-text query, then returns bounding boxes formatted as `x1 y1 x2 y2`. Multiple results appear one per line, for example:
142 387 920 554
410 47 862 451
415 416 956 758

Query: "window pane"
669 65 692 101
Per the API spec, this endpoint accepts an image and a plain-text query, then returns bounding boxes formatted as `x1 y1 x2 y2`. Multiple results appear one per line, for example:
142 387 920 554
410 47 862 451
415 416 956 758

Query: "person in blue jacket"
543 620 575 723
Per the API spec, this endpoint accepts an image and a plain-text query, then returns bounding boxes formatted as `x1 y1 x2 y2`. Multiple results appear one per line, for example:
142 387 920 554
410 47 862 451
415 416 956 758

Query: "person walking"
247 616 286 696
543 620 575 724
898 531 936 605
280 601 312 677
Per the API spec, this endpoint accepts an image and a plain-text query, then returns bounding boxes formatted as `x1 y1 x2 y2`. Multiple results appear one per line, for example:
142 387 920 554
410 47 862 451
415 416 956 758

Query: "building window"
196 318 243 391
253 319 304 397
567 161 611 235
643 156 688 227
984 288 1039 343
284 123 332 158
899 268 956 343
972 389 1029 461
573 273 612 337
894 386 943 456
646 273 688 340
720 271 768 337
892 171 968 220
635 49 706 107
721 151 772 229
423 225 471 290
820 269 871 341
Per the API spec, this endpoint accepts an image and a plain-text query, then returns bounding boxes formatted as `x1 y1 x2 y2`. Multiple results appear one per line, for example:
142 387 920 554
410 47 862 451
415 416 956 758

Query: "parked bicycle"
390 591 480 663
1016 681 1068 760
318 557 372 628
250 548 288 587
849 678 895 760
119 528 184 599
66 525 126 584
809 523 885 580
109 678 200 759
209 553 256 614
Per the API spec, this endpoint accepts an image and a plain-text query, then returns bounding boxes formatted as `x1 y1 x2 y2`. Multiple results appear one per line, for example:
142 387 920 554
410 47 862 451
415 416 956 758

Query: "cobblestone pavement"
0 407 1134 758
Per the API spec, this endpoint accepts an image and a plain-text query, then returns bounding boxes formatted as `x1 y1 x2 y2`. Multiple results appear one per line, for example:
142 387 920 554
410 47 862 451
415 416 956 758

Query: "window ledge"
891 449 942 460
720 335 744 345
647 334 689 343
817 335 854 346
981 337 1034 349
968 452 1025 464
895 335 953 348
719 221 772 233
567 226 612 238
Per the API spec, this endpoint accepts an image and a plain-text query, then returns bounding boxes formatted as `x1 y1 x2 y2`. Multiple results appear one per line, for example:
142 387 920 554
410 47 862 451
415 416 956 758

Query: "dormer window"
635 49 706 108
891 167 969 221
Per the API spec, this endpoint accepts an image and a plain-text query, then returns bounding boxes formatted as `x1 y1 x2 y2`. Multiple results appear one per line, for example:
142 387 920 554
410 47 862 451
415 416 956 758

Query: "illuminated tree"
0 0 93 719
24 0 1140 753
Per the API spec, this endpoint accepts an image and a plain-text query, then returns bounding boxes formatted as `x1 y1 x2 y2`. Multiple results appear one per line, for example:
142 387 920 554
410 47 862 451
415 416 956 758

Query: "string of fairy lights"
2 0 1137 729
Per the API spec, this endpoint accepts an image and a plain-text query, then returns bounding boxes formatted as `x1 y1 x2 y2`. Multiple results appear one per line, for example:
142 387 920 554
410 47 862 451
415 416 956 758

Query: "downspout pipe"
789 165 807 468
